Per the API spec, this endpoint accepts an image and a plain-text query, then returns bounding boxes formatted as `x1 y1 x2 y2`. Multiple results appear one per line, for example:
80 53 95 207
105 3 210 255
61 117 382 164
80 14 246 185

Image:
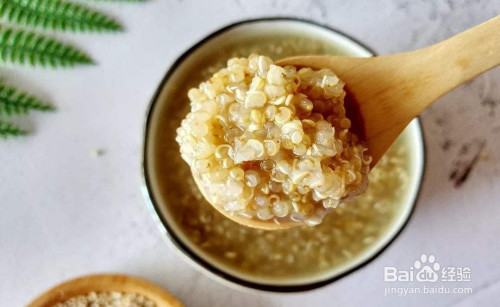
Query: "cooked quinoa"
176 55 370 226
53 291 155 307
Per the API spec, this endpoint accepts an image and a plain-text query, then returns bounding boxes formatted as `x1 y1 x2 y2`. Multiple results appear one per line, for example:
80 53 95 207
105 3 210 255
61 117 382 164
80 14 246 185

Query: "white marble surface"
1 0 499 306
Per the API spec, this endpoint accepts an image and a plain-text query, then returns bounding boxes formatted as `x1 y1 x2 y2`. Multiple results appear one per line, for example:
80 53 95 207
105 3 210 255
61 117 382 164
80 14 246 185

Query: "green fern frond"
0 83 54 116
0 119 27 138
0 0 123 32
0 26 94 67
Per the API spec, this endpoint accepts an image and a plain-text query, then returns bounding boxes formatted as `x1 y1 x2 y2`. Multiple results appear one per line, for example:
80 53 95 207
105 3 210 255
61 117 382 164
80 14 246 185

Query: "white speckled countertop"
1 1 499 306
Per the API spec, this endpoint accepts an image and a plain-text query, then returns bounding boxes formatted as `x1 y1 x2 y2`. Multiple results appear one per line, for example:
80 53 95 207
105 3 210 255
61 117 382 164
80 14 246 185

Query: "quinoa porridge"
149 34 412 280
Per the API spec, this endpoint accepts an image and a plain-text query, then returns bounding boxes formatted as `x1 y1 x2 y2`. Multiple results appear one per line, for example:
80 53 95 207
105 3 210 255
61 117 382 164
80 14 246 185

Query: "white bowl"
142 18 426 292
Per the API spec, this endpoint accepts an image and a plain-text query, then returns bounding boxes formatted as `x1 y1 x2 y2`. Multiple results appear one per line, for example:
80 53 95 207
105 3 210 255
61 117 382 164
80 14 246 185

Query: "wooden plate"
28 274 183 307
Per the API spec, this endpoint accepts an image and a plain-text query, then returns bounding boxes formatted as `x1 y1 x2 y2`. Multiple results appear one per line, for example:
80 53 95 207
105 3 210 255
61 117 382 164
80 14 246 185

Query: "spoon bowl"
192 171 300 230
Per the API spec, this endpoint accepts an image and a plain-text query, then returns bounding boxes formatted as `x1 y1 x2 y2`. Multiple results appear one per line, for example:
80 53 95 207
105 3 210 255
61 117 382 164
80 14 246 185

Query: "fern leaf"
0 26 94 67
0 119 27 138
0 83 54 116
0 0 123 32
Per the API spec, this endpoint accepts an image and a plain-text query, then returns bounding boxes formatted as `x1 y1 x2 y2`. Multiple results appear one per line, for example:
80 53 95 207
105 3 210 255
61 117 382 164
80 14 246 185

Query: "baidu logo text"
384 254 471 283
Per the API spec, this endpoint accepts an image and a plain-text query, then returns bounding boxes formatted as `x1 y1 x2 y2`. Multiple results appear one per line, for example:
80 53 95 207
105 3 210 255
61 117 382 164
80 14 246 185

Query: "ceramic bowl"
142 18 426 292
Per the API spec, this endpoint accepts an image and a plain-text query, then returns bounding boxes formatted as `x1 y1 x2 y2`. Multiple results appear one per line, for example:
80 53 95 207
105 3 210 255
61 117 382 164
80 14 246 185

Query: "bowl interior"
144 19 425 290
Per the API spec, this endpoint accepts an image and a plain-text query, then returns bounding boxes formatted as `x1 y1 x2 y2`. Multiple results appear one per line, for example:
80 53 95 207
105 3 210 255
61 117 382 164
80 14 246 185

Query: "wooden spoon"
199 16 500 230
28 274 183 307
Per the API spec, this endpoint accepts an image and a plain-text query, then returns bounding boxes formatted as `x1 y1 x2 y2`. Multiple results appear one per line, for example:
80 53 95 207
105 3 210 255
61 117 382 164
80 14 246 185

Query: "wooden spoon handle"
277 16 499 166
345 15 500 164
408 14 500 110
